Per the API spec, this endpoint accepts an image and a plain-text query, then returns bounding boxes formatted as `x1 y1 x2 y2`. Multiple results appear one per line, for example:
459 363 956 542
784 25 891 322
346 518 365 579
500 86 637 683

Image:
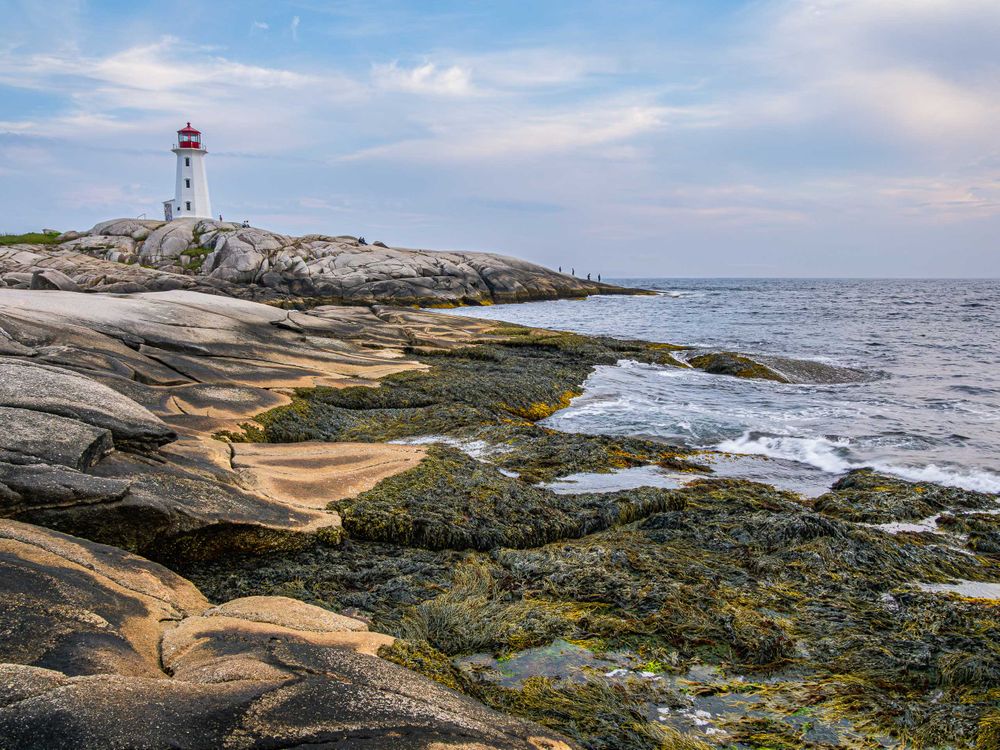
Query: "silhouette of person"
587 273 591 281
571 267 575 276
598 274 601 282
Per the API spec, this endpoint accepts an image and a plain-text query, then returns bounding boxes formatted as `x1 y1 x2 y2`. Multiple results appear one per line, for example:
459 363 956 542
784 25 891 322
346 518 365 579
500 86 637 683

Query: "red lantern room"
177 122 203 149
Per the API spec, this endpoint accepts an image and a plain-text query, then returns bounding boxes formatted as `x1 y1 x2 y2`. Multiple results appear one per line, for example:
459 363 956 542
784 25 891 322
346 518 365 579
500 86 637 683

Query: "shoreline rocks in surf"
0 285 998 749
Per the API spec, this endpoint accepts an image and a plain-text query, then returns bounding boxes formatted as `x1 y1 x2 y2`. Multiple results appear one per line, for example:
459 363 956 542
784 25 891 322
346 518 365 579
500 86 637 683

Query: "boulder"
58 234 138 258
29 268 81 292
204 228 284 283
687 351 790 383
140 220 197 264
88 218 165 240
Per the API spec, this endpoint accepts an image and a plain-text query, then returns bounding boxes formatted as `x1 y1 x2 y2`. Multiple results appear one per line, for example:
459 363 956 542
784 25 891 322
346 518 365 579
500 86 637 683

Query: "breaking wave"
717 431 1000 494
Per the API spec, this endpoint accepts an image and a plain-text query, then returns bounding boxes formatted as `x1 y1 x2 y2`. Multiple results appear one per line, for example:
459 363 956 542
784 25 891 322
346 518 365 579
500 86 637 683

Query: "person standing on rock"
571 267 575 276
587 273 591 281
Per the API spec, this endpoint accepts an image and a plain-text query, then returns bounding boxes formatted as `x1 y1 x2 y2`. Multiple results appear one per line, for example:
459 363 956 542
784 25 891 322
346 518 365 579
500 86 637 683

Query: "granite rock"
0 519 576 750
3 218 643 307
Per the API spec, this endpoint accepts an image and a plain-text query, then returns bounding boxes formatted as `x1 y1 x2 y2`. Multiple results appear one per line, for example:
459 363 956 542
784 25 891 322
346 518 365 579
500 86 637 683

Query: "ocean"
437 278 1000 495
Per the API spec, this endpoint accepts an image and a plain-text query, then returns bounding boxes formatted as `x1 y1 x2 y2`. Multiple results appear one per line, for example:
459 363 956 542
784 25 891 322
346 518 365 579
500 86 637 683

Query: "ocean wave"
717 433 854 473
717 431 1000 494
652 289 707 299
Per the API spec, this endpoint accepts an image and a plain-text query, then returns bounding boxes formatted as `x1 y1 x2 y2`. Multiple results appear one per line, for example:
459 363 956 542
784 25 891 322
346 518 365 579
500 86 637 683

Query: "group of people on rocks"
558 266 601 282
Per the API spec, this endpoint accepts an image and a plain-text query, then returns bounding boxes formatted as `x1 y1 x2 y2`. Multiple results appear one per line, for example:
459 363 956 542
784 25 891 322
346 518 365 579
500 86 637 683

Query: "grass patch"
0 231 61 246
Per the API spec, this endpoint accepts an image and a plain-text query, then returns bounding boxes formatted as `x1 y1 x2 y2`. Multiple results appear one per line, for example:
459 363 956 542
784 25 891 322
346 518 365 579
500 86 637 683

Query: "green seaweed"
335 445 688 551
189 322 1000 749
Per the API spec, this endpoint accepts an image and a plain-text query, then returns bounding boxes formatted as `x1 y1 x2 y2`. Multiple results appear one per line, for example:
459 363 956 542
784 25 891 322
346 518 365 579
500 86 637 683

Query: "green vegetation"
336 445 686 550
0 230 61 246
179 246 212 273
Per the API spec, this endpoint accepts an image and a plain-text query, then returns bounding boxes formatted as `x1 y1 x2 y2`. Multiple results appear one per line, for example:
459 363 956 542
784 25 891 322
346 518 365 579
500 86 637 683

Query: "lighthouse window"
185 157 190 167
185 178 191 188
186 201 191 211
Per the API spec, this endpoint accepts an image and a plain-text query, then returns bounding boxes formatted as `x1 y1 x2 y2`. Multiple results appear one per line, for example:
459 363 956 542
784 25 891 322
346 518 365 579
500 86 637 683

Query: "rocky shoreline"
1 274 999 747
1 219 643 307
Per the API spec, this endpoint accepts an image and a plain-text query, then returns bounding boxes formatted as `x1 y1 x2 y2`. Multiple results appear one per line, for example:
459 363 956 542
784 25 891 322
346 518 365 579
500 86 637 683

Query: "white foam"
918 580 1000 599
389 435 498 459
716 433 854 474
717 431 1000 494
868 514 941 534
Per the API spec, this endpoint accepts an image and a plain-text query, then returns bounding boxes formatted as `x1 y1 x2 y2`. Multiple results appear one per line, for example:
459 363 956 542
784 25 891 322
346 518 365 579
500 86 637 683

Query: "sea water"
437 278 1000 494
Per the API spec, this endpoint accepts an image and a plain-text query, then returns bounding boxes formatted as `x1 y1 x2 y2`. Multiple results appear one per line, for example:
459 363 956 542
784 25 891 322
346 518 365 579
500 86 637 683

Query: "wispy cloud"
372 61 473 96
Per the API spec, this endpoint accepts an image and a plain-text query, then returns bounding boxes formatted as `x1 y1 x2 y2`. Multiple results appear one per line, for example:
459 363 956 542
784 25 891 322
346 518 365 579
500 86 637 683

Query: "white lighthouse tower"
163 123 212 221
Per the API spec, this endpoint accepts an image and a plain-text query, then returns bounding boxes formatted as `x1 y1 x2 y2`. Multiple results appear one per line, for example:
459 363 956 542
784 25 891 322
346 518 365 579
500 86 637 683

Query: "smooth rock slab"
0 519 208 677
231 441 428 511
0 406 112 470
203 595 369 633
0 462 130 515
0 359 175 452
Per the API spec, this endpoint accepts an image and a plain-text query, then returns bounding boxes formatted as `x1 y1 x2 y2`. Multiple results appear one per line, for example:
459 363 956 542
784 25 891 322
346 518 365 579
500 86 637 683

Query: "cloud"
252 21 269 31
372 61 473 96
290 15 300 41
346 101 670 161
1 37 319 97
453 49 618 90
0 37 362 147
732 0 1000 149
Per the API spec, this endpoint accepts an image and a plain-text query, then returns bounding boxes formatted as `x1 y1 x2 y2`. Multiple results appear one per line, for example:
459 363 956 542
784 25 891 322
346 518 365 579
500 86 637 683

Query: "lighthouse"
163 123 212 221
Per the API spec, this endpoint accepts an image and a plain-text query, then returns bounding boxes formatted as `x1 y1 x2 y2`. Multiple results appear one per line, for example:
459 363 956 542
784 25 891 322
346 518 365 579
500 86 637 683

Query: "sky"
1 0 998 277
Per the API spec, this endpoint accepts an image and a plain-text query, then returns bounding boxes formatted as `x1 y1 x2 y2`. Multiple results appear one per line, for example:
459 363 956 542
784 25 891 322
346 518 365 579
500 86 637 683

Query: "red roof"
177 122 201 135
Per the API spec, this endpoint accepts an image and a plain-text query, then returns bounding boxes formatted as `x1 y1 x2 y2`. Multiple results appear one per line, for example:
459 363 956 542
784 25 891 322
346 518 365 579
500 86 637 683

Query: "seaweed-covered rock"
687 351 789 383
814 468 995 523
337 446 686 550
